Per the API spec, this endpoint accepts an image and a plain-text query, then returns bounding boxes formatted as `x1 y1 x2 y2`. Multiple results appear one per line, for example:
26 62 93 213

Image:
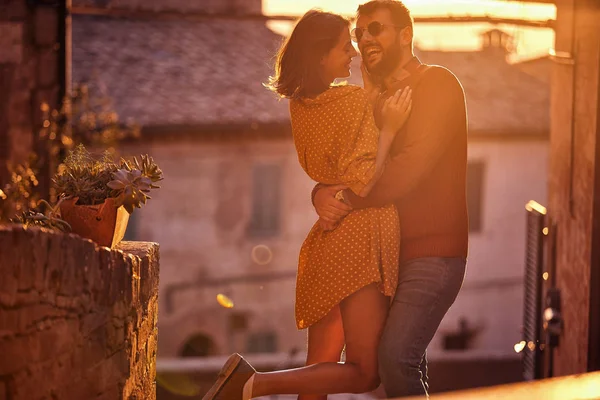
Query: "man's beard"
365 39 403 80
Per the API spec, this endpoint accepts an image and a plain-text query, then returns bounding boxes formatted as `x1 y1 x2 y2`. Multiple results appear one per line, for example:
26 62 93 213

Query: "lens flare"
251 244 273 265
156 372 202 396
217 293 234 308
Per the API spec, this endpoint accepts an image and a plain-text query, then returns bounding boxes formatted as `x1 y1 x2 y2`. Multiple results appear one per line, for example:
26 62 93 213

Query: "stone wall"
0 224 160 400
0 0 66 196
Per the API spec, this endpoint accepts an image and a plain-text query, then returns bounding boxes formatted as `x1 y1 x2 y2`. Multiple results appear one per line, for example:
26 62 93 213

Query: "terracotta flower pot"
59 197 130 248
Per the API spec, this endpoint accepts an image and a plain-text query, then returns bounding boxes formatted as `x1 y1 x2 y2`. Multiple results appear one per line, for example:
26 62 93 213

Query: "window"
248 164 281 237
467 162 485 233
179 333 216 357
246 331 278 354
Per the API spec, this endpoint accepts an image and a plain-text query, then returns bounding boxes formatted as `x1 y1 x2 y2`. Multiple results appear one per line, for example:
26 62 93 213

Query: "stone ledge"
0 224 160 400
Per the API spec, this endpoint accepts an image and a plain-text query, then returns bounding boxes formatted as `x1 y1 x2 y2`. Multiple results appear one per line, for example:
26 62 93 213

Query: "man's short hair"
357 0 413 31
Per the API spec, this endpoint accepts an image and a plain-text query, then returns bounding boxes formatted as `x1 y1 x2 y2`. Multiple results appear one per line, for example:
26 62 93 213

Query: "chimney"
480 29 514 56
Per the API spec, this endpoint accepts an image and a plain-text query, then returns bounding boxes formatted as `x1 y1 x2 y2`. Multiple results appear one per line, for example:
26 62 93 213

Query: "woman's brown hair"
266 9 350 99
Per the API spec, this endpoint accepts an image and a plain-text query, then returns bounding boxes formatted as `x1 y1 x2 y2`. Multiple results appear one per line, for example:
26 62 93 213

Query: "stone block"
30 230 50 292
7 89 31 126
37 47 58 87
81 312 108 336
15 303 67 332
7 126 33 163
13 46 37 89
0 1 28 20
0 307 19 336
37 319 80 362
34 7 58 47
0 231 18 307
15 231 37 291
0 333 39 375
0 22 23 63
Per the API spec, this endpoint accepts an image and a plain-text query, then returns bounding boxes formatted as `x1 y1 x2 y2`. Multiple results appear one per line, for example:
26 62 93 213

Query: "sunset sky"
263 0 556 61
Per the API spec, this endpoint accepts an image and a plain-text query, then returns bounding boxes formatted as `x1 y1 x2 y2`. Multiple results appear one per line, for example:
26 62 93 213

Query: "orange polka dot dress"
290 85 399 330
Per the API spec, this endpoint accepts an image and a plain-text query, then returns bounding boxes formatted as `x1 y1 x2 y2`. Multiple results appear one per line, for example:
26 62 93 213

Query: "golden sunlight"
264 0 555 19
264 0 556 61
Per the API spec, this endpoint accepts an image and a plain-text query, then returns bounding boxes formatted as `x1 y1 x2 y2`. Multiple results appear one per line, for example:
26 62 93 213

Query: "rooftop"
72 15 288 127
73 18 550 136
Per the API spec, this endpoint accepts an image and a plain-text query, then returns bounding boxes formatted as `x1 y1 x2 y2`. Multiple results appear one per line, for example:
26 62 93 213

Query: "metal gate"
521 200 547 380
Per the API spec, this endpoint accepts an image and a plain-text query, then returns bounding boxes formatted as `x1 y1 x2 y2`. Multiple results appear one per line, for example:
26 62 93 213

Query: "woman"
203 9 411 400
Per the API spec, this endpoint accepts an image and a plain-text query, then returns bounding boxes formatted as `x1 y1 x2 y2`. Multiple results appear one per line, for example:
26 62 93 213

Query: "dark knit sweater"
345 58 469 262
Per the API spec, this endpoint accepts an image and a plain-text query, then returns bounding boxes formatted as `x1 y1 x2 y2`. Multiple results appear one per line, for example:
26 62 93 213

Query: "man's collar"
384 56 422 89
404 56 422 74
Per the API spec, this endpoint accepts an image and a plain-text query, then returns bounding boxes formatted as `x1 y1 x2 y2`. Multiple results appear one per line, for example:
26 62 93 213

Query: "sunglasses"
351 21 403 43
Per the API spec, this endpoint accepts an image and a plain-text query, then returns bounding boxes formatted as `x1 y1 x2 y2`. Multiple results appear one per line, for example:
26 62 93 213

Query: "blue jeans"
378 257 467 398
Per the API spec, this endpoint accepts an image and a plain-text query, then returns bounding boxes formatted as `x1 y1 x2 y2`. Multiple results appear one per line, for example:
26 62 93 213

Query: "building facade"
72 1 550 364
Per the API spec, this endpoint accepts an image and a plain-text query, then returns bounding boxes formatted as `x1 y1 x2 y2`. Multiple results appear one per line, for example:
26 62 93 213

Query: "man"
312 1 469 397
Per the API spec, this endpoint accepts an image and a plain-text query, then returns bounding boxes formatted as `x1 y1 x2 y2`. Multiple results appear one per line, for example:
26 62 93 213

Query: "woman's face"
320 28 358 83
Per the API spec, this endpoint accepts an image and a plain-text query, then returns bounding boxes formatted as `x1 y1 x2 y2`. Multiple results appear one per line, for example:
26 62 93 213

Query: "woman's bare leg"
251 284 389 397
299 305 345 400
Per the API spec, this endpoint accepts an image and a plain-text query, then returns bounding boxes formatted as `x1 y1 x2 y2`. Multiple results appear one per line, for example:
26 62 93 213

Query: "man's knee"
378 354 426 397
378 348 422 380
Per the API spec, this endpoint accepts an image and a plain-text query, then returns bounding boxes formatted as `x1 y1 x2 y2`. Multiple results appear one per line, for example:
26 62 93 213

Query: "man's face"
355 8 407 77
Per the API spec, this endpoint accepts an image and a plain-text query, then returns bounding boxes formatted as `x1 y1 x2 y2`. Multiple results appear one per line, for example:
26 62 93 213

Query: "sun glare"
264 0 555 61
264 0 555 19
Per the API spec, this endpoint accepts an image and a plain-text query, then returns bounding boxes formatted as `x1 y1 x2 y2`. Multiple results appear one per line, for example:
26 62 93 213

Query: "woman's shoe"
202 353 256 400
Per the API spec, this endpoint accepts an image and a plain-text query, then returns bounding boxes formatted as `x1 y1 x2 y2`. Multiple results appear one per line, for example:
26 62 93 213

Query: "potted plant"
53 144 163 248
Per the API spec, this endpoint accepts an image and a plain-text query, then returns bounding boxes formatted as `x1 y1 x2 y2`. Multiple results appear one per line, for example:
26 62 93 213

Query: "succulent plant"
130 154 163 187
53 144 163 214
12 199 71 232
107 169 154 213
53 145 118 205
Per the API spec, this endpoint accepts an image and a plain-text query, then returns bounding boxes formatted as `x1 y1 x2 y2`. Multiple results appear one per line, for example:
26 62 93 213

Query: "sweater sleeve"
346 67 467 209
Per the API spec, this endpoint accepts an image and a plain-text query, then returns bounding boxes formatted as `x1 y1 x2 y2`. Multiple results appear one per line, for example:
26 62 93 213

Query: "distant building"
73 0 549 365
